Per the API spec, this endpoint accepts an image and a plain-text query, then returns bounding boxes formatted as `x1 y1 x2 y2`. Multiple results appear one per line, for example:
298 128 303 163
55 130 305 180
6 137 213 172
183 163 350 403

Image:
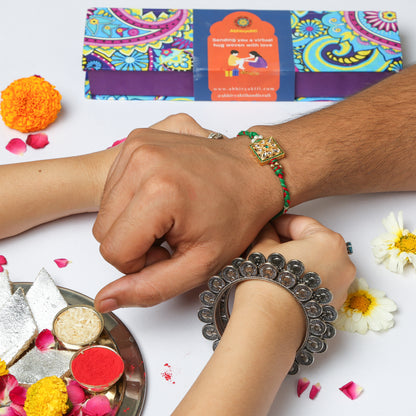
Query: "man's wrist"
228 135 285 222
246 122 326 208
239 125 301 217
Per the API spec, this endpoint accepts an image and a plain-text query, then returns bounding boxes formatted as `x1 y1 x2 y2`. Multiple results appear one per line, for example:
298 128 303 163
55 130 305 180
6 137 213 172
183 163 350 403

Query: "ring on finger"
207 132 224 139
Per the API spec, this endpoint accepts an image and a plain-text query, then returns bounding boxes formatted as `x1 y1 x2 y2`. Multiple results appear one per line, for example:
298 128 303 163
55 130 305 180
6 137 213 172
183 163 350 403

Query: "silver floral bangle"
198 252 337 375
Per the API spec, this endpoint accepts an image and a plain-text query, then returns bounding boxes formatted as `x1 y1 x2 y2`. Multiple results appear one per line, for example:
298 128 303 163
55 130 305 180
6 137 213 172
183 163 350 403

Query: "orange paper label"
207 12 280 101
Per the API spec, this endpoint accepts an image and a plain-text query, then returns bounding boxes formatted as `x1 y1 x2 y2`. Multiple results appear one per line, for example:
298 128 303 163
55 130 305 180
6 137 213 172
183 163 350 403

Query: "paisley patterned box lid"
291 10 402 100
82 8 402 101
83 8 194 99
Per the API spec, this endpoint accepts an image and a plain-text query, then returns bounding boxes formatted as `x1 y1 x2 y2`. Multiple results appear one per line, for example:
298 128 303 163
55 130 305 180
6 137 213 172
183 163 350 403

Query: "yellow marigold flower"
1 75 61 133
24 376 69 416
0 358 8 376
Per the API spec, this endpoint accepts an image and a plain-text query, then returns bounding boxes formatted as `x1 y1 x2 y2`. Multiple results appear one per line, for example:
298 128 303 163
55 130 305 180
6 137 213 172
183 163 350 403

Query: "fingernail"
97 298 119 313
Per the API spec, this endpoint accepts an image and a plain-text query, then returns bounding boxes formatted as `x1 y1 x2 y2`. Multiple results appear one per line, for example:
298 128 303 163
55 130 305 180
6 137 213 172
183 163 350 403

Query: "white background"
0 1 415 415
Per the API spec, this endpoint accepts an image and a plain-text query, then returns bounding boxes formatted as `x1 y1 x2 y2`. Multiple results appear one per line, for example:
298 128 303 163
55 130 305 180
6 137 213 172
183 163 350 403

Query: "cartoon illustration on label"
246 51 268 68
226 50 268 73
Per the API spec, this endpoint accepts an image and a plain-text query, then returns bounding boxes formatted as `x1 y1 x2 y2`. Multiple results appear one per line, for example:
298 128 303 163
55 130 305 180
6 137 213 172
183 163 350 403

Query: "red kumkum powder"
71 346 124 387
161 363 175 384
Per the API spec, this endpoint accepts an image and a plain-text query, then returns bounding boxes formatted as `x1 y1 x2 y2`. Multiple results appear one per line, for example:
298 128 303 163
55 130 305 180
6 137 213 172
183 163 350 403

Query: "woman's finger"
150 113 214 138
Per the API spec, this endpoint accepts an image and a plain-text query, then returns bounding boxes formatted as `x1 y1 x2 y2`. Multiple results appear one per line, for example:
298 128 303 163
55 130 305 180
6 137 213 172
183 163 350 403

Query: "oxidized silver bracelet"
198 252 337 375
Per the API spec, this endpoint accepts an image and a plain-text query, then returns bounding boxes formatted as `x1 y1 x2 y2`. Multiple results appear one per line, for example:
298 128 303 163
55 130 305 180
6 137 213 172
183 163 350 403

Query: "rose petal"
5 139 26 155
297 377 310 397
0 375 19 405
110 138 126 148
0 254 6 271
26 133 49 149
82 395 112 416
54 258 69 268
0 404 26 416
309 383 321 400
66 380 86 406
35 329 55 351
9 404 25 416
339 381 363 400
9 386 26 406
0 406 14 416
66 404 82 416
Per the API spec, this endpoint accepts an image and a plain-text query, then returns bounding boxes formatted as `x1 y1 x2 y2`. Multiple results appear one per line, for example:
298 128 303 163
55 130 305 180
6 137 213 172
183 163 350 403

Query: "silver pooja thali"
12 283 146 416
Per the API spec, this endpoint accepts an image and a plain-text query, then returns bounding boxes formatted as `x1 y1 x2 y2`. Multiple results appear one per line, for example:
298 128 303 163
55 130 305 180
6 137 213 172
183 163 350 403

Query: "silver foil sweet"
0 287 37 365
9 347 74 385
26 268 67 331
0 269 12 309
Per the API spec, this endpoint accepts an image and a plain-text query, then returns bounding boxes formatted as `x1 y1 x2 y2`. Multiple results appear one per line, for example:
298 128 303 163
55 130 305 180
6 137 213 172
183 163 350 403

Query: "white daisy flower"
334 278 397 334
371 211 416 273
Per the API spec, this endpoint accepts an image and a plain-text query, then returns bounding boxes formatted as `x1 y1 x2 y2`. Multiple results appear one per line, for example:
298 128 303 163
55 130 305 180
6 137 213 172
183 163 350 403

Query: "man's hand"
93 114 283 311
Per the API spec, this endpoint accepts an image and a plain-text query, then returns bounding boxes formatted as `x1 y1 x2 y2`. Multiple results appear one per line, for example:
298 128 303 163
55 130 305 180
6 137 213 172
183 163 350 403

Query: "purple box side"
295 72 394 98
88 70 194 97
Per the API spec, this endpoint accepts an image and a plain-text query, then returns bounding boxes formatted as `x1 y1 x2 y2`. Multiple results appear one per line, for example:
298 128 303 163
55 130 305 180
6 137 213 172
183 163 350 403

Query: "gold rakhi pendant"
249 136 285 165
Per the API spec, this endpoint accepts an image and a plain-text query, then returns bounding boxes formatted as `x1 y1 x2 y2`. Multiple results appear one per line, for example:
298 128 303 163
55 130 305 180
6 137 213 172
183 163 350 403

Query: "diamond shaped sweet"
0 287 37 366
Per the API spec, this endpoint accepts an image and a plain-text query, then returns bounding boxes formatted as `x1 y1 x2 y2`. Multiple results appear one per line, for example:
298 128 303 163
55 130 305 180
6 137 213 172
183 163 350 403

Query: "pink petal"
6 404 25 416
0 407 14 416
309 383 321 400
66 404 82 416
0 254 5 272
6 139 26 155
0 404 25 416
339 381 363 400
110 138 126 148
54 258 69 268
0 375 19 405
297 377 310 397
82 395 112 416
26 133 49 149
35 329 55 351
66 380 86 406
14 405 26 416
9 386 26 406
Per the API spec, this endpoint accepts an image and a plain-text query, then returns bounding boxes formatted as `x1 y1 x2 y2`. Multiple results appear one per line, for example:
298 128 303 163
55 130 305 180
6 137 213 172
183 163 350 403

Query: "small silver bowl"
70 345 125 392
53 305 104 350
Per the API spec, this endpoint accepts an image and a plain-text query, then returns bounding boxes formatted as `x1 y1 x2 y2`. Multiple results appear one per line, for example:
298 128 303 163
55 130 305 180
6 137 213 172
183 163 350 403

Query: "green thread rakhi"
270 158 290 217
237 130 290 217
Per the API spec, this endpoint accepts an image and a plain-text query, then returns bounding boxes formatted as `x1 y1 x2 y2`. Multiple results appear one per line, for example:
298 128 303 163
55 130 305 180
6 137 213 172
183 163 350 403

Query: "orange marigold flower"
1 75 61 133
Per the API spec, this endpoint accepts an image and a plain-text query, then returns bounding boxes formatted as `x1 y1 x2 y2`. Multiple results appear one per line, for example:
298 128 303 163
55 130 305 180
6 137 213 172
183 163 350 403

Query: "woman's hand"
250 214 355 309
173 215 355 416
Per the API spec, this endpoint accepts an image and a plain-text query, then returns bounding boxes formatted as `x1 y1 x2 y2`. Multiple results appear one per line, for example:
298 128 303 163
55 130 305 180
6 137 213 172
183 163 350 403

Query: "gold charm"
249 136 285 165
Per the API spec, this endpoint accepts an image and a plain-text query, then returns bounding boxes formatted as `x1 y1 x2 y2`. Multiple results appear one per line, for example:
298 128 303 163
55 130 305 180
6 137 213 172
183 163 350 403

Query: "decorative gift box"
82 8 402 101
